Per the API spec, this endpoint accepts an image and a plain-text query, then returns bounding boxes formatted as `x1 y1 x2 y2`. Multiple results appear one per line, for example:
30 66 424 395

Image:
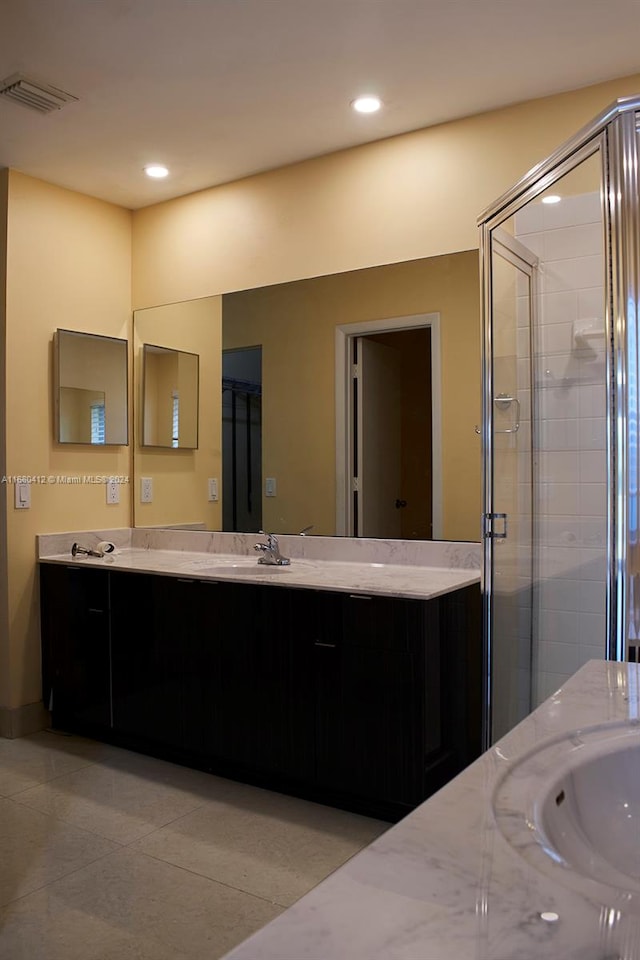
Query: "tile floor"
0 731 387 959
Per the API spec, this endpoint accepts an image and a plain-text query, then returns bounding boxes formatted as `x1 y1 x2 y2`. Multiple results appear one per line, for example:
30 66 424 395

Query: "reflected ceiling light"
542 195 561 204
351 95 382 114
144 163 169 179
539 912 559 922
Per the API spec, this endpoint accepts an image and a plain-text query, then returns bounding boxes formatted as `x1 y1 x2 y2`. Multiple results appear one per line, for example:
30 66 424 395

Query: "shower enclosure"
479 96 640 746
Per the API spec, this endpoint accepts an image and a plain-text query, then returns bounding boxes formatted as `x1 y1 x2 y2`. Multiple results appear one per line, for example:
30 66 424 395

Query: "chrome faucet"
254 532 290 566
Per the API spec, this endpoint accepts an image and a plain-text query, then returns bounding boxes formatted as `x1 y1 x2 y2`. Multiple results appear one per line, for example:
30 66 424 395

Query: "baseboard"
0 701 51 739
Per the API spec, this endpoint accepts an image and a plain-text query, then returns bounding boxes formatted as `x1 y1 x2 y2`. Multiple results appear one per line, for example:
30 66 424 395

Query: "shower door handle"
483 513 507 539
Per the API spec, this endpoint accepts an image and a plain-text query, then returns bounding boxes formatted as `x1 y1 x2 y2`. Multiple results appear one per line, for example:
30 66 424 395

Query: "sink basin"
197 563 290 576
493 721 640 908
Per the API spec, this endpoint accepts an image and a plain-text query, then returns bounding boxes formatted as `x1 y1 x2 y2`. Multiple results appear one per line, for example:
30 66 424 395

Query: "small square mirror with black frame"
54 329 129 445
142 343 199 449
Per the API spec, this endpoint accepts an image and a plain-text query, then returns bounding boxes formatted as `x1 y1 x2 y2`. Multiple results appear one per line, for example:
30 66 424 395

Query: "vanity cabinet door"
40 563 111 733
203 582 315 781
110 572 201 750
314 593 434 808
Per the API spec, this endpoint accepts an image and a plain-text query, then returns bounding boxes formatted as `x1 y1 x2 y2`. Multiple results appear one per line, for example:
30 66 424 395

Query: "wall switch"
265 477 277 497
208 477 219 502
106 480 120 505
15 482 30 509
140 477 153 503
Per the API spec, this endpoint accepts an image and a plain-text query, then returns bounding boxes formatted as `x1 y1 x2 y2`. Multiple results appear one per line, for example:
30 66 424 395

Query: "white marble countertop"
38 546 479 601
223 660 640 960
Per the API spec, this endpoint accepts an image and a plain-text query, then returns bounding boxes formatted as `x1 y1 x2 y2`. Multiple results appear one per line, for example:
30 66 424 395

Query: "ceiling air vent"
0 73 78 114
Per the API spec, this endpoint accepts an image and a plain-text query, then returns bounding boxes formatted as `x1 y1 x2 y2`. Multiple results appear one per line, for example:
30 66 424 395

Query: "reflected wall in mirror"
132 251 481 541
55 329 128 445
142 344 199 449
134 297 222 528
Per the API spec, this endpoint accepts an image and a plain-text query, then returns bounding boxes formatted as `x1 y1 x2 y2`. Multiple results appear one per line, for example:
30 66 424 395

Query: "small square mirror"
55 329 128 445
142 344 199 449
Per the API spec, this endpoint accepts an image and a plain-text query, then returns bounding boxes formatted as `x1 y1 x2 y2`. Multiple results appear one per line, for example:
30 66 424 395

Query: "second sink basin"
493 721 640 908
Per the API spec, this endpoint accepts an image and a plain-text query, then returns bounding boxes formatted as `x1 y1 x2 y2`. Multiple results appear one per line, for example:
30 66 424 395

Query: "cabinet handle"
348 594 372 600
177 578 196 584
314 641 337 648
87 608 104 614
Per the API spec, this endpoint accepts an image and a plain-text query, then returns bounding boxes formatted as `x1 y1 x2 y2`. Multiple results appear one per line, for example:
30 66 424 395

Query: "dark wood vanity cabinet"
40 563 481 821
40 564 112 733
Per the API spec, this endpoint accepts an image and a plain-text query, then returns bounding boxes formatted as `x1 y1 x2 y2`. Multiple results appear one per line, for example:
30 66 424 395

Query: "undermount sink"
197 562 291 576
493 721 640 908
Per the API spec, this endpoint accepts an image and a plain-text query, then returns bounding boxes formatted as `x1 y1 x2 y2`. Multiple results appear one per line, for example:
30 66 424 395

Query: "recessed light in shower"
351 95 382 114
542 195 561 204
144 164 169 179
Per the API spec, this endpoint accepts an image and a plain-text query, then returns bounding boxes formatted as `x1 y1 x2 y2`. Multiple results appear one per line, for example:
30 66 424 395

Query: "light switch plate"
208 477 219 502
14 481 30 509
265 477 277 497
141 477 153 503
106 480 120 505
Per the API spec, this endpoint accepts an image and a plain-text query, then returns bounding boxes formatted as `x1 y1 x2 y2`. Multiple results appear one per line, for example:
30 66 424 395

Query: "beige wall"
223 253 480 541
133 297 222 529
132 73 640 310
5 171 132 711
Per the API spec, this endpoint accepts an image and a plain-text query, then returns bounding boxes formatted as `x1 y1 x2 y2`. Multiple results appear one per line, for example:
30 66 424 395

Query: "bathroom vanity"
38 529 481 821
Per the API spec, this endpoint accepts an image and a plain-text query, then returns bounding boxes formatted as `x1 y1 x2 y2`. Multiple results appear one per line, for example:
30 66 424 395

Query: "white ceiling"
1 0 640 210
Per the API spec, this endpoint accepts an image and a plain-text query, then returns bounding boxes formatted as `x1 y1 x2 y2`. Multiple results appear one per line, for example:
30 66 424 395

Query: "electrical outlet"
141 477 153 503
208 477 219 502
265 477 277 497
106 480 120 505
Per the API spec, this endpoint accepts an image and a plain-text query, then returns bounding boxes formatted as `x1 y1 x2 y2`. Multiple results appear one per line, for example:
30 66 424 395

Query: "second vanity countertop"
38 546 480 601
223 659 640 960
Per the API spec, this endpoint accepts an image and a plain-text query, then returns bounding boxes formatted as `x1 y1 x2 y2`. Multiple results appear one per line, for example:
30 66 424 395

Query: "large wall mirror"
132 251 481 541
55 329 128 445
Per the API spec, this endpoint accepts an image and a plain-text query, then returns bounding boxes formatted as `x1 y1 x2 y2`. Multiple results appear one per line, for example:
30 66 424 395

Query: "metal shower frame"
478 96 640 749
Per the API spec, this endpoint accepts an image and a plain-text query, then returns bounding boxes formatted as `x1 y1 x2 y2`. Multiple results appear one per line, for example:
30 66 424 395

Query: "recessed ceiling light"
542 195 561 204
144 164 169 179
351 95 382 114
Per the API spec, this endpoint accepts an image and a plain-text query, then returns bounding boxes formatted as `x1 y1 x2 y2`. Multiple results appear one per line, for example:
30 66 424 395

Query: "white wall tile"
544 222 603 261
578 579 606 615
577 286 605 321
578 417 606 451
541 255 604 294
579 450 607 483
578 482 606 517
537 577 580 611
577 612 606 646
538 290 578 326
538 483 579 516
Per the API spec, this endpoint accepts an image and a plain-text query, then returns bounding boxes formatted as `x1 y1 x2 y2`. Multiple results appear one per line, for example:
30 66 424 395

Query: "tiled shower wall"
516 192 607 707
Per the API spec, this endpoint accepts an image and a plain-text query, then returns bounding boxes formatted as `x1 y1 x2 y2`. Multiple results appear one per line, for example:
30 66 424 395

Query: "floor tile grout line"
4 795 128 847
0 844 124 912
7 791 214 848
132 847 288 909
2 755 116 798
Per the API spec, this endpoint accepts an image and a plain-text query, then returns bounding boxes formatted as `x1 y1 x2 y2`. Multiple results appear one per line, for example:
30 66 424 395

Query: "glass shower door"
485 230 536 743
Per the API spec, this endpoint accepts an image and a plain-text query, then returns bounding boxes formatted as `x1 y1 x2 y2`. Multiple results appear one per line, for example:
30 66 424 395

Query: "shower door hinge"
352 363 360 378
352 477 360 493
483 513 507 539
